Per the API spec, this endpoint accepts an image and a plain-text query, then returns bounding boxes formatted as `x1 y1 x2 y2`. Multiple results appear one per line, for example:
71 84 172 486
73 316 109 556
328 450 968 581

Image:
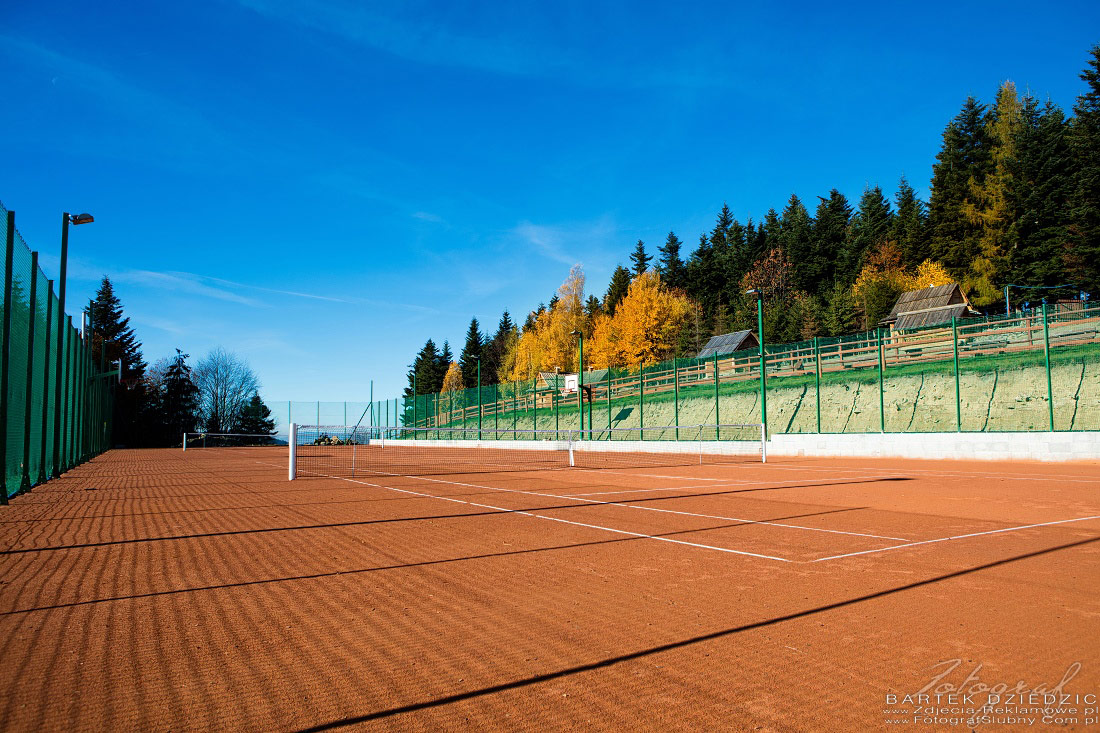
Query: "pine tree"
437 341 453 390
584 295 602 319
1008 97 1074 288
846 185 894 280
1068 44 1100 296
237 394 276 437
929 97 992 276
811 190 853 290
891 176 929 267
961 81 1023 305
779 195 815 292
822 282 859 336
629 240 652 275
603 265 632 315
86 277 147 447
458 318 483 388
405 339 441 398
87 276 146 375
481 311 514 384
152 349 199 446
657 232 686 289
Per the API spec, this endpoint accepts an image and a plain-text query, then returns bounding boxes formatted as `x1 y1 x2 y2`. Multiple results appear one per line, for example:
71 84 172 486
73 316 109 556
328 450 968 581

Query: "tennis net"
289 423 765 479
182 432 283 450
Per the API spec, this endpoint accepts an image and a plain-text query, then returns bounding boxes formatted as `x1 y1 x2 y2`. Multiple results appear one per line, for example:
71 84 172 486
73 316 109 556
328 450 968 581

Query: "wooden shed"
880 283 980 330
697 330 759 359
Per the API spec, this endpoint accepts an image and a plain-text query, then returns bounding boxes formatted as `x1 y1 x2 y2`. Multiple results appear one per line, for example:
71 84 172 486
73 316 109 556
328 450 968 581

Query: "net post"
288 423 297 480
568 431 575 467
182 433 187 451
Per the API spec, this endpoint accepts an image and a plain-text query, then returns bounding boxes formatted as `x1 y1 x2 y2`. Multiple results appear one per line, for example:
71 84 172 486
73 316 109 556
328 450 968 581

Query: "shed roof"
697 330 758 359
882 283 979 329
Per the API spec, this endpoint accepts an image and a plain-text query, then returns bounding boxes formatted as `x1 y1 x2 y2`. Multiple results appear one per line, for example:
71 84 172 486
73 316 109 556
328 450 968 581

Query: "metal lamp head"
69 213 94 225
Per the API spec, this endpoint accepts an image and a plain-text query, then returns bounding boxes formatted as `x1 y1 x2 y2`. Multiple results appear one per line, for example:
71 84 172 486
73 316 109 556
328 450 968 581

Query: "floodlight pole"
747 290 767 440
475 356 482 440
53 212 92 477
572 331 583 439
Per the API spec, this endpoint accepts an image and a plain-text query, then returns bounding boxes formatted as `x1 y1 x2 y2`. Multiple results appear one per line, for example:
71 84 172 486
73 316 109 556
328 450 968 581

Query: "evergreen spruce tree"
153 349 199 446
482 311 516 384
779 195 815 291
437 341 453 390
1068 44 1100 296
629 240 652 275
87 277 146 374
929 97 993 276
657 232 686 289
405 339 441 398
458 318 483 388
891 176 929 267
1008 97 1074 288
811 190 853 290
846 186 894 279
961 81 1023 305
86 277 148 447
603 265 632 315
237 393 277 437
584 295 602 318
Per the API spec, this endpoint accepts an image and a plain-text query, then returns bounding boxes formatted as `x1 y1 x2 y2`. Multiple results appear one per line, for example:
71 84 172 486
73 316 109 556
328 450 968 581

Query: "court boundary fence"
1 204 116 503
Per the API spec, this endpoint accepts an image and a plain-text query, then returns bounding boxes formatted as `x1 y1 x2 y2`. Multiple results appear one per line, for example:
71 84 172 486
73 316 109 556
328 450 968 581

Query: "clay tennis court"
1 447 1098 731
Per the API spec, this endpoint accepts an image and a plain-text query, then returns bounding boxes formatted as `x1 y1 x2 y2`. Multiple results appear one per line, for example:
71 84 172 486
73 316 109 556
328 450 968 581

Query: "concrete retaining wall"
768 431 1100 462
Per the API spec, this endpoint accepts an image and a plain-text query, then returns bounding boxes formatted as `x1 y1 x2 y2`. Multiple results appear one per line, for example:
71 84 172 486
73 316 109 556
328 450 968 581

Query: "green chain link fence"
329 301 1095 441
1 203 115 502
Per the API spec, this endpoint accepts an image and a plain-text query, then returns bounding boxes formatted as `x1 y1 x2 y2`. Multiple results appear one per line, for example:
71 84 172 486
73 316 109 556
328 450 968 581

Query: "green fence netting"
1 203 115 501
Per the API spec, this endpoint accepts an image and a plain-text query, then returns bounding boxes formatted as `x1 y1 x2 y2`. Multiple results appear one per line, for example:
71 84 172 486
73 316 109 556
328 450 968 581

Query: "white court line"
562 475 908 497
813 514 1100 562
289 466 792 562
365 470 912 542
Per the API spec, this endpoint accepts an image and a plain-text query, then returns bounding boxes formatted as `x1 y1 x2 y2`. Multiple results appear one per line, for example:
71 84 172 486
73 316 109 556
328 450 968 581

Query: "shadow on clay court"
1 506 863 615
293 535 1100 732
0 476 912 554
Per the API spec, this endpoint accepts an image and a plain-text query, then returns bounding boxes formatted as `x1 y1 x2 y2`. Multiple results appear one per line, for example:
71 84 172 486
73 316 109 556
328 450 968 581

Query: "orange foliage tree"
587 271 693 371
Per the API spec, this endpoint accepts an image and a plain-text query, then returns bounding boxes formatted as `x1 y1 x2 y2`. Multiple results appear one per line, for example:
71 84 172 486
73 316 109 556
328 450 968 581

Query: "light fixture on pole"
54 211 93 477
745 289 766 439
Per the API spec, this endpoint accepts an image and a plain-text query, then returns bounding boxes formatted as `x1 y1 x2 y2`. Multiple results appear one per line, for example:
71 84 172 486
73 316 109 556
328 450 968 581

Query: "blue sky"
3 1 1098 404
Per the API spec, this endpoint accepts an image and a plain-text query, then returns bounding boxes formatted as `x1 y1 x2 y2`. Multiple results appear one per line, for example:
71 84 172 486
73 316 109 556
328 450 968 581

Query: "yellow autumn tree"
505 264 588 380
441 362 463 393
907 259 954 290
585 312 619 369
852 243 958 328
595 271 693 370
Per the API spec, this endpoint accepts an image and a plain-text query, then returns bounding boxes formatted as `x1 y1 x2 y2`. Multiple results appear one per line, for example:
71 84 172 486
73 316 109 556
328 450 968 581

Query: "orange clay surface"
1 448 1098 731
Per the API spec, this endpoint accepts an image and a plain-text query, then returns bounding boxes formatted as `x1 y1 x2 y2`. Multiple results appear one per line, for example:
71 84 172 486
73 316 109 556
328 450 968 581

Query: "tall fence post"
639 367 645 440
713 353 719 437
877 327 885 433
1042 303 1054 431
952 317 961 432
38 280 53 484
673 359 680 440
606 370 611 439
814 337 821 434
19 253 39 490
0 210 15 503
